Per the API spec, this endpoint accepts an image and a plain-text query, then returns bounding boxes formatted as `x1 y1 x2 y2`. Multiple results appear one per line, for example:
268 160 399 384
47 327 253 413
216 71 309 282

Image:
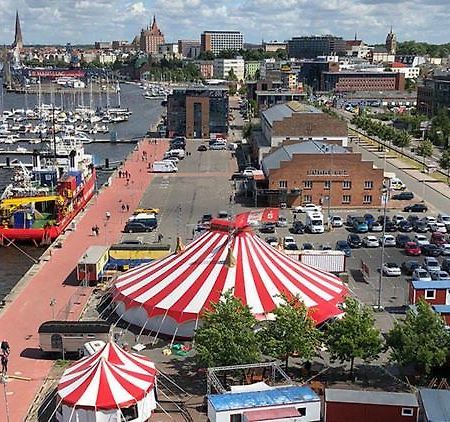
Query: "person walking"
157 233 163 243
1 353 8 375
105 211 111 221
94 225 100 236
126 204 130 212
1 340 10 356
121 204 126 212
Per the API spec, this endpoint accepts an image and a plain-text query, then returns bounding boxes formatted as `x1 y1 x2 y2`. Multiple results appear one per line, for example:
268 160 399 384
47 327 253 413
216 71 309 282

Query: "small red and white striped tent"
57 341 157 422
113 219 347 338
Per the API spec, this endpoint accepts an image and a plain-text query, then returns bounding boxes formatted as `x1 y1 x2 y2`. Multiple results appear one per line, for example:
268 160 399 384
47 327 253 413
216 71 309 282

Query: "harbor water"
0 82 165 300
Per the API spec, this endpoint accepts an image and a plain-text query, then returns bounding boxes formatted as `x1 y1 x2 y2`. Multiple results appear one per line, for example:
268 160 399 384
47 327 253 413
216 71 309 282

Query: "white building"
391 66 420 79
213 58 245 81
201 30 244 55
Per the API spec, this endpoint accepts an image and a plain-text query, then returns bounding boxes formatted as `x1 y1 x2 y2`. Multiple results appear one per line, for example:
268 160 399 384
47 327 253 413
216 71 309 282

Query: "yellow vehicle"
133 208 160 215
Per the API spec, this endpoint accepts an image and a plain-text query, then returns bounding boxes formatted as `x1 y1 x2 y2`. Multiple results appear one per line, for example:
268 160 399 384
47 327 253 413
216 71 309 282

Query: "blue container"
68 170 82 186
34 170 58 187
13 211 26 228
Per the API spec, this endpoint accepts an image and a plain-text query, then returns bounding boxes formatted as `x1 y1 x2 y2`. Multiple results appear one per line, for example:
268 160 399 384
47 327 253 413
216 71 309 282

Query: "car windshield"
428 261 439 267
417 270 428 277
386 263 397 268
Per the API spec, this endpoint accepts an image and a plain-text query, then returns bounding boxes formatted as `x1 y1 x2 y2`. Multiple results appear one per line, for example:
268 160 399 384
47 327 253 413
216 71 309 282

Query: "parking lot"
116 137 450 332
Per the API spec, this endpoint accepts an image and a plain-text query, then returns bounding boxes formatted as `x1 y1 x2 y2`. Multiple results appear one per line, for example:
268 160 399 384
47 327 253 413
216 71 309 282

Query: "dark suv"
347 233 362 248
392 191 414 200
404 203 428 213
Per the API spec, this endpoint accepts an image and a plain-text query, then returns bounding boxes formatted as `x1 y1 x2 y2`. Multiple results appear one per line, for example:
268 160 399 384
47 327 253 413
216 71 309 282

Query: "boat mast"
116 81 121 108
106 73 110 111
52 106 57 171
89 78 93 110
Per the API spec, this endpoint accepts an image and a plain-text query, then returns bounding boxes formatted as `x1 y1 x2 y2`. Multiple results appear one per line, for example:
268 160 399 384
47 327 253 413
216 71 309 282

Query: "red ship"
0 140 96 244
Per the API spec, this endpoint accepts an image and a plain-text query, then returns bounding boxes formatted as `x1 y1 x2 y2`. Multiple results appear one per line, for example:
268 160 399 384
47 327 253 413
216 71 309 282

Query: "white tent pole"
191 315 200 347
136 318 149 344
67 402 77 421
152 309 169 345
47 397 64 422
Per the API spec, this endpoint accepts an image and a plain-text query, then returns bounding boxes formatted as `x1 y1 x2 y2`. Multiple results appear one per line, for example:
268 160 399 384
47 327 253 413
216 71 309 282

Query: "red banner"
234 208 279 228
28 69 86 79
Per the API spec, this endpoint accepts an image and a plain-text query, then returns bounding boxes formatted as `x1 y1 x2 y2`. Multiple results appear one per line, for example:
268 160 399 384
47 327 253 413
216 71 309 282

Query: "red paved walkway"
0 139 166 421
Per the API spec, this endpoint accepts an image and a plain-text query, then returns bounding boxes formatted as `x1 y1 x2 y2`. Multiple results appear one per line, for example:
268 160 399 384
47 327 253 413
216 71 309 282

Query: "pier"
0 138 166 421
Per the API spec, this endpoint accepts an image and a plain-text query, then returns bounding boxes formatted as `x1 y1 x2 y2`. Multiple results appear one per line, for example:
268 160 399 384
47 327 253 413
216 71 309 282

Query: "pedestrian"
94 225 99 236
229 194 233 204
1 340 10 356
91 226 96 236
121 204 126 212
294 214 297 221
118 170 122 178
126 204 130 212
1 353 8 375
158 233 163 242
105 211 111 221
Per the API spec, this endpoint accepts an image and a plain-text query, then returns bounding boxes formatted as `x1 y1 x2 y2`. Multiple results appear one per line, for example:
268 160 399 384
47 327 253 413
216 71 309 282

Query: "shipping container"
77 245 110 283
299 250 346 273
68 170 83 186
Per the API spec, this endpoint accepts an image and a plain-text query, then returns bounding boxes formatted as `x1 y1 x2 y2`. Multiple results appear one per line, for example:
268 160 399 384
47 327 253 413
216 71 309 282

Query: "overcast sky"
0 0 448 46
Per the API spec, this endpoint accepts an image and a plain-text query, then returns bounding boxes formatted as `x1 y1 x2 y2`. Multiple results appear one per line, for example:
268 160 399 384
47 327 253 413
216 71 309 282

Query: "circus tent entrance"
112 218 347 339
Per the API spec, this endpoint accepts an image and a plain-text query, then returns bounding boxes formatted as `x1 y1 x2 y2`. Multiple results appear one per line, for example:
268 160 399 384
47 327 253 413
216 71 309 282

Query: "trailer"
77 245 110 283
299 250 346 273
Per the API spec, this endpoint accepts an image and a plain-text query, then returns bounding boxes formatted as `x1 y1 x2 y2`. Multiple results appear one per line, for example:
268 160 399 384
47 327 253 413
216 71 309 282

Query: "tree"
439 149 450 183
258 295 321 370
326 297 383 378
227 68 238 81
386 299 450 374
194 290 261 368
416 139 434 171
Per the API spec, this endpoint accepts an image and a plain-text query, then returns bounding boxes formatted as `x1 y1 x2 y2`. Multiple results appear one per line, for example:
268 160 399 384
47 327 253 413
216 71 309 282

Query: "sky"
0 0 448 46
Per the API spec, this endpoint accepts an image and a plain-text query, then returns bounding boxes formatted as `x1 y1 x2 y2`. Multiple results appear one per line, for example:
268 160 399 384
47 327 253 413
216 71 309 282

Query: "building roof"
411 280 450 289
78 245 109 264
325 389 418 407
432 305 450 314
420 388 450 421
208 386 319 412
262 141 348 172
262 102 322 127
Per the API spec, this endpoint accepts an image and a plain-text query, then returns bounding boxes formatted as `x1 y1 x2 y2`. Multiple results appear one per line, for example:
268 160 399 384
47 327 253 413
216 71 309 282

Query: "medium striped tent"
57 341 157 422
113 223 347 338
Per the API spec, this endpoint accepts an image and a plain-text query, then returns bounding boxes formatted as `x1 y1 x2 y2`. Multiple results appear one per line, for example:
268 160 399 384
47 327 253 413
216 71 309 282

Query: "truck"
305 211 325 234
151 160 178 173
299 250 346 273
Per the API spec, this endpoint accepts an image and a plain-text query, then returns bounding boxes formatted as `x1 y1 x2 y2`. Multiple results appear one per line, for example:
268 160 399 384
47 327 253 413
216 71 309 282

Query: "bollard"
5 157 10 168
105 158 109 169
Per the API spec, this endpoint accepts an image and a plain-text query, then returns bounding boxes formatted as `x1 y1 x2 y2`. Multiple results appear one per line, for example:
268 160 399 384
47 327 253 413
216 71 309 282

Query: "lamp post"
50 298 56 320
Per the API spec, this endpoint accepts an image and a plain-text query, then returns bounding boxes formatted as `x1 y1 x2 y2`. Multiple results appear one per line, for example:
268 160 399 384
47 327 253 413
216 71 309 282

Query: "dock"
0 138 167 421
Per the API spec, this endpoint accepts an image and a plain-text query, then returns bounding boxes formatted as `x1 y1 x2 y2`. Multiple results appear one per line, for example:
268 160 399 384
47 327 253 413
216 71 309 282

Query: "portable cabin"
38 320 111 355
324 389 419 422
419 388 450 422
77 245 109 283
207 385 321 422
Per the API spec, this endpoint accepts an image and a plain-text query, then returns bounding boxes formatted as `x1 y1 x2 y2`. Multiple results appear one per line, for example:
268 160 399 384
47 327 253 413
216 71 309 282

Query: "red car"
431 232 446 246
405 241 421 256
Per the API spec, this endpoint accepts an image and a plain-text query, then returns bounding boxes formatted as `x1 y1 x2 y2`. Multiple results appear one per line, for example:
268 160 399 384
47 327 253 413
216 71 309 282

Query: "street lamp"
50 298 56 320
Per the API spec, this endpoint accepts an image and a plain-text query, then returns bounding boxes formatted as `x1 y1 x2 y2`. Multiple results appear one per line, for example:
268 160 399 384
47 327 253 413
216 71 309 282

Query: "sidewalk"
0 139 166 421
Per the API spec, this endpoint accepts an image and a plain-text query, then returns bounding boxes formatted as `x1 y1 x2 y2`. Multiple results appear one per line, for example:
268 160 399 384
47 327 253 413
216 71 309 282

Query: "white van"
306 211 325 234
389 177 406 190
152 161 178 173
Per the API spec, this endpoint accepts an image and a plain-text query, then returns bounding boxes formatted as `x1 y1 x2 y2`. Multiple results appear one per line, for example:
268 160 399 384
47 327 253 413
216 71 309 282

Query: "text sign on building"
307 169 349 176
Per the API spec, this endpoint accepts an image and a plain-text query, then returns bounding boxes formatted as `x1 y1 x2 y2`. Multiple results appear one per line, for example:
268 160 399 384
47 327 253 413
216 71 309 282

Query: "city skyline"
0 0 448 46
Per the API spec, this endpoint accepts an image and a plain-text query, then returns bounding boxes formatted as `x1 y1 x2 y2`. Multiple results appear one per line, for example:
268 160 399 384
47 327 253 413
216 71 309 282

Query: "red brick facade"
267 152 383 208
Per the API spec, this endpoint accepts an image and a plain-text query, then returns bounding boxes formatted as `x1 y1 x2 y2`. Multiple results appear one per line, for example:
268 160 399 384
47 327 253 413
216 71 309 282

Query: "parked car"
413 221 429 233
329 215 343 227
430 231 446 246
401 260 421 275
346 215 355 227
302 242 314 250
362 236 379 248
217 210 229 219
430 222 447 233
441 244 450 256
364 214 375 224
335 240 352 257
441 258 450 272
259 223 276 233
398 220 413 232
276 216 288 227
424 257 441 273
421 244 442 257
379 234 396 247
384 221 398 232
369 221 383 232
283 236 298 250
290 221 305 234
123 222 153 233
201 213 213 223
412 268 432 282
392 191 414 200
209 142 227 150
396 234 411 248
423 215 437 225
431 270 450 280
294 203 322 213
392 215 406 225
382 262 401 276
404 242 421 256
265 236 278 247
347 233 362 248
404 203 428 213
320 243 333 251
353 218 369 233
407 215 421 225
438 214 450 224
197 144 207 151
414 234 430 246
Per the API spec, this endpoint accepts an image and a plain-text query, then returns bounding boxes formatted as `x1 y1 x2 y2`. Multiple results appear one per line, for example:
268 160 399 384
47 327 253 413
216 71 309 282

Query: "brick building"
167 86 228 139
322 71 405 92
259 141 383 208
140 15 165 55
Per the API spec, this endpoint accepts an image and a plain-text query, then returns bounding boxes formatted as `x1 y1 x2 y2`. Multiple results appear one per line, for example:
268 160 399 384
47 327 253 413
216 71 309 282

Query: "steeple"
151 14 157 29
12 10 23 50
385 26 397 55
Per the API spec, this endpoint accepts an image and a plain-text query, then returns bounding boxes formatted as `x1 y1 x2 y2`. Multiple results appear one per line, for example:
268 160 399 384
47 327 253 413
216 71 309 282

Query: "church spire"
13 10 23 50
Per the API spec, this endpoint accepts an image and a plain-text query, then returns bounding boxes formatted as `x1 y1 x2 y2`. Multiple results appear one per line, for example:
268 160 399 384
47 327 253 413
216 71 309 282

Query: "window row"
280 180 374 189
302 194 373 204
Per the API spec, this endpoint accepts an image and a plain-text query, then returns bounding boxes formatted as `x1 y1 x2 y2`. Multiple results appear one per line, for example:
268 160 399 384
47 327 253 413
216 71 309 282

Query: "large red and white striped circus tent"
57 341 157 422
112 216 347 338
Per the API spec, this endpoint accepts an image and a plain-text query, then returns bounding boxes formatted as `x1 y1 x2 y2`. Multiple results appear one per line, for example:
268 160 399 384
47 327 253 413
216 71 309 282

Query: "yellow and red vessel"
0 140 96 243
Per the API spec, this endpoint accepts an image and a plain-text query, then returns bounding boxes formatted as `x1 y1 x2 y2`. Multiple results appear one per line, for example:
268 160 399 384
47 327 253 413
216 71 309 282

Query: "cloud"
0 0 447 45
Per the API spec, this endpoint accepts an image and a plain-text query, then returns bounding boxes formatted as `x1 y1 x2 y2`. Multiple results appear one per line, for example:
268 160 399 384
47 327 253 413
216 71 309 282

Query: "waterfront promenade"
0 139 166 421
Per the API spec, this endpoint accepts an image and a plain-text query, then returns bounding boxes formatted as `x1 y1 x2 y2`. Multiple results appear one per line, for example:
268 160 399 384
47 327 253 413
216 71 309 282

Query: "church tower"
385 27 397 55
12 10 23 50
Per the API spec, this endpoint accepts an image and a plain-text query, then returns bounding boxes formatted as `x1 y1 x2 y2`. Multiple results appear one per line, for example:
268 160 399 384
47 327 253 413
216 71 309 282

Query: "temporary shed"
112 219 347 338
419 388 450 422
57 341 157 422
324 388 419 422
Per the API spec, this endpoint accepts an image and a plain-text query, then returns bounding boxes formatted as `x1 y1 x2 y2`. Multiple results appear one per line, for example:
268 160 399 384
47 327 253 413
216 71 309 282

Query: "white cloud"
0 0 446 45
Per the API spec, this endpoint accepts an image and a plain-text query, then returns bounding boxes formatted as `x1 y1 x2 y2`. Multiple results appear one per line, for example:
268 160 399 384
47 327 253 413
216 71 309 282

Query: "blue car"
335 240 352 257
353 219 369 233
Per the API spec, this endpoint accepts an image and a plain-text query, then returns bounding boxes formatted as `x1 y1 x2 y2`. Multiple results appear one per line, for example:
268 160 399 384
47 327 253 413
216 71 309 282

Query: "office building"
213 58 245 81
322 71 405 92
177 40 201 58
167 86 229 138
287 36 346 59
201 31 244 55
417 70 450 116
